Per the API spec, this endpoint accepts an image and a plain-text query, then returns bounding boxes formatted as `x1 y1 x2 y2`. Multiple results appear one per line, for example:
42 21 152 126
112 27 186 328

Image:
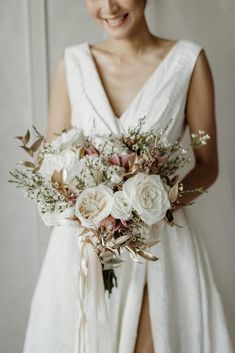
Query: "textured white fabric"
22 39 233 353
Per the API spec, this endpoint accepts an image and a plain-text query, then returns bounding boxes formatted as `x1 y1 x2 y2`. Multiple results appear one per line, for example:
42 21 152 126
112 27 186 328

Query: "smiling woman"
20 1 234 353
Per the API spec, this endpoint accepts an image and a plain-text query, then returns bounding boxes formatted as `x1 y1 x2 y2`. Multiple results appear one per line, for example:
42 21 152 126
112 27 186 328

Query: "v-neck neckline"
84 40 182 121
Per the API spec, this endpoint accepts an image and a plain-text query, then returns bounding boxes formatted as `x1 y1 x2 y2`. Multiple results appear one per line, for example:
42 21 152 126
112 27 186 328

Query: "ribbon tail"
78 240 112 353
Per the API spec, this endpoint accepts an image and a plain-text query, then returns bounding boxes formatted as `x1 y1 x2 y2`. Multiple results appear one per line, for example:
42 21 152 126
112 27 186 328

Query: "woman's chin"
102 24 133 40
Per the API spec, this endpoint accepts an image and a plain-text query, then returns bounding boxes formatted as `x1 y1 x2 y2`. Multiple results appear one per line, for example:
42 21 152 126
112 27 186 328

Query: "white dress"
22 39 233 353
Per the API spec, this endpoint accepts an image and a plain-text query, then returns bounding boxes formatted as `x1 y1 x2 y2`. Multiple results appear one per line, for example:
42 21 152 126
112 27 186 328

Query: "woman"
22 1 233 352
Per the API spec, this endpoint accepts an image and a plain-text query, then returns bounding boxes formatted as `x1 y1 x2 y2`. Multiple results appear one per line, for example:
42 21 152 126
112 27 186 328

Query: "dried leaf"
169 180 179 203
33 165 41 172
15 129 30 145
51 170 62 185
105 247 119 256
17 161 35 168
20 145 34 157
138 250 159 261
114 234 132 247
80 227 92 236
30 137 43 152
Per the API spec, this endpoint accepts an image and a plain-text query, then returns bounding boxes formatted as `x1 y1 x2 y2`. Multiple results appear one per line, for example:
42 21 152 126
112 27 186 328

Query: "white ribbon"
78 240 112 353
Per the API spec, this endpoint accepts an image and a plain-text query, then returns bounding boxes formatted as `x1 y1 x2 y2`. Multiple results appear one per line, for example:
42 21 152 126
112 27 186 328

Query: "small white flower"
106 165 125 185
76 155 104 187
75 184 114 227
111 191 132 220
94 135 129 156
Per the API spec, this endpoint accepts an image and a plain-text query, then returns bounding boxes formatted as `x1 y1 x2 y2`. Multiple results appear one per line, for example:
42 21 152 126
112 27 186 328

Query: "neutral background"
0 1 235 352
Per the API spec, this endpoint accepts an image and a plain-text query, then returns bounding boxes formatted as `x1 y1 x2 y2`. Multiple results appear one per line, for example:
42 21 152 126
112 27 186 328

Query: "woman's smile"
103 13 129 28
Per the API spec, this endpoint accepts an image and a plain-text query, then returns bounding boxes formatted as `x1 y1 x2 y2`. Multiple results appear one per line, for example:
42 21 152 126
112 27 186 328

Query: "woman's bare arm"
45 54 71 143
174 49 219 210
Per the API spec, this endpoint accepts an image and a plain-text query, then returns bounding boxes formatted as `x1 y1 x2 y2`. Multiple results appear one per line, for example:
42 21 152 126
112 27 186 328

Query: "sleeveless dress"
22 39 233 353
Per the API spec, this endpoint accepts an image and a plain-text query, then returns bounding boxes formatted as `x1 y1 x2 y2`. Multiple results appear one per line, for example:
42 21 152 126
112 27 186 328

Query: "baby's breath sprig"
191 130 211 149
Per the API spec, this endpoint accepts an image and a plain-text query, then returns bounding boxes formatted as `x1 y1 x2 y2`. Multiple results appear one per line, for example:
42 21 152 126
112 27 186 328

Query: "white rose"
39 150 78 182
75 185 113 227
111 191 132 220
77 155 103 187
51 127 86 151
122 173 170 225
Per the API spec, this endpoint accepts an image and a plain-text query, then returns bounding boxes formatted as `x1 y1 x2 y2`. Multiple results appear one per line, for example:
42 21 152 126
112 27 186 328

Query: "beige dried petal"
30 137 43 152
17 161 35 168
138 250 159 261
113 234 132 247
169 180 179 203
15 129 30 146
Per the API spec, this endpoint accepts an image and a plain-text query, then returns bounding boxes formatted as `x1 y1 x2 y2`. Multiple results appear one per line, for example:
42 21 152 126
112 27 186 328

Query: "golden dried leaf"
15 129 30 145
114 234 132 247
80 227 92 236
20 145 34 157
51 170 62 185
30 137 43 152
79 146 86 159
105 247 119 256
17 161 35 168
138 250 159 261
128 153 138 171
33 165 41 172
169 180 179 203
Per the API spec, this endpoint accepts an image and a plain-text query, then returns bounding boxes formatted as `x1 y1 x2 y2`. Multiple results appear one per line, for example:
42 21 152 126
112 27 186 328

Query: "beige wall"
0 1 234 352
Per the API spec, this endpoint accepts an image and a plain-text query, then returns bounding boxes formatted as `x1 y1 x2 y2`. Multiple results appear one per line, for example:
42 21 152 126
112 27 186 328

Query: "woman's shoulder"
152 36 204 58
178 37 204 53
63 41 88 54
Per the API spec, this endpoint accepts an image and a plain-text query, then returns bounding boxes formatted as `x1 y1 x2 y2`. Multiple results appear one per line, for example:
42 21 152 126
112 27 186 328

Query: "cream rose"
122 173 170 225
39 150 78 182
111 191 132 220
51 127 86 151
75 185 114 227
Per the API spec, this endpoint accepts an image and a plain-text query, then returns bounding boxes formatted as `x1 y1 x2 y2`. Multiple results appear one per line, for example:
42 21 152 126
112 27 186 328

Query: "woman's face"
85 0 147 39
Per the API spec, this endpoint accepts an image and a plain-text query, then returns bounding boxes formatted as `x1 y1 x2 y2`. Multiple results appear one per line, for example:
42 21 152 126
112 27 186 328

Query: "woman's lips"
104 13 129 28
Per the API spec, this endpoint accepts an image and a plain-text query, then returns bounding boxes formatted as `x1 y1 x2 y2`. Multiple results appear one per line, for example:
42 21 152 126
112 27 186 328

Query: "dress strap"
179 39 204 88
63 43 87 126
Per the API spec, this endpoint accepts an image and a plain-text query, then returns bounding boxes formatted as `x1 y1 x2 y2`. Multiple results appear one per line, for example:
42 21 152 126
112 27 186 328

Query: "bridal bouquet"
8 117 210 294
